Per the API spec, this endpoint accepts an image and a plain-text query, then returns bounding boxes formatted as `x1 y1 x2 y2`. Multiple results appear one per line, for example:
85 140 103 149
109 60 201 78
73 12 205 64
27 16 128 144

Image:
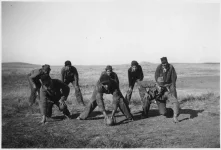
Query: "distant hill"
139 61 154 65
2 62 41 68
203 62 220 64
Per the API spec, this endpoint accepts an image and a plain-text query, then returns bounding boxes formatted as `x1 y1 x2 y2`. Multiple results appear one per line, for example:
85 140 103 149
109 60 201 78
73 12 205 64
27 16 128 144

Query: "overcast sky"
2 0 220 65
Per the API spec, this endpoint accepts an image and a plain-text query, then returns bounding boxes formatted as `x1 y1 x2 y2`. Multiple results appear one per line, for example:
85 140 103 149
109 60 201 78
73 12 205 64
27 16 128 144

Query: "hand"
60 96 67 103
40 115 46 124
128 87 132 92
110 115 116 123
103 111 108 119
75 86 80 91
33 84 37 89
173 116 179 123
144 93 150 100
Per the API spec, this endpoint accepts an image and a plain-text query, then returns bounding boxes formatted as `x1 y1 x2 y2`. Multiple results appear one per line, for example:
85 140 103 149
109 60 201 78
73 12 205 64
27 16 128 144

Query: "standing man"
77 74 133 123
61 60 85 106
39 74 71 124
125 60 144 104
100 65 119 86
27 64 51 106
155 57 179 123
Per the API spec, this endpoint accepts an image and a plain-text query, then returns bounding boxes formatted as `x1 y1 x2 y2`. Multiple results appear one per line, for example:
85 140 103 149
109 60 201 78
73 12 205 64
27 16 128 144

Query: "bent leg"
27 76 38 106
56 102 71 117
156 100 167 116
79 100 97 119
168 85 179 117
72 81 85 105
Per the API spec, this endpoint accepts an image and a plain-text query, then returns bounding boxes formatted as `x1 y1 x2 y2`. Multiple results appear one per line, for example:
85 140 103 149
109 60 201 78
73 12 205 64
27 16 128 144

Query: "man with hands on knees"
27 64 51 106
61 60 85 106
125 60 144 104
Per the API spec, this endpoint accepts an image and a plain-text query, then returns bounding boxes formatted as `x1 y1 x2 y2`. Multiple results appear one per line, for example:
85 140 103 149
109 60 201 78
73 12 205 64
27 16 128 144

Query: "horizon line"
2 61 220 66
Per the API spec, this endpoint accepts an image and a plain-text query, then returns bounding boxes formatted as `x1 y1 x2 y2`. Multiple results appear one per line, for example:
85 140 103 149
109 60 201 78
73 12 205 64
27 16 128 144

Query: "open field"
2 62 220 148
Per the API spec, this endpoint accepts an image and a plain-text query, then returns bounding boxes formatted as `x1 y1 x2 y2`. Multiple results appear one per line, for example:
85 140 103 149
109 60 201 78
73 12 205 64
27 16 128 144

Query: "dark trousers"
39 88 70 117
44 101 70 117
64 80 84 105
27 76 40 105
125 84 135 104
79 89 133 120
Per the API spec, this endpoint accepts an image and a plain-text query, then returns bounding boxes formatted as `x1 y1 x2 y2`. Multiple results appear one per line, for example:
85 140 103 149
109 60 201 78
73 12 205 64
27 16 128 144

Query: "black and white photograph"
1 0 220 148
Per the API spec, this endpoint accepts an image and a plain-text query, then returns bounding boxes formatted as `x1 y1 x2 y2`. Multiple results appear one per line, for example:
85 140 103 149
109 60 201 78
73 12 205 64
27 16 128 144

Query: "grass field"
1 62 220 148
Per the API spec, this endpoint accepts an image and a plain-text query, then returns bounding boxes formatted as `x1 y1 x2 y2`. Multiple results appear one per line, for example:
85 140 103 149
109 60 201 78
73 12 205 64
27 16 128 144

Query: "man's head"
105 65 113 76
42 64 51 74
100 74 111 90
65 60 72 67
161 57 168 65
40 74 52 90
131 60 138 72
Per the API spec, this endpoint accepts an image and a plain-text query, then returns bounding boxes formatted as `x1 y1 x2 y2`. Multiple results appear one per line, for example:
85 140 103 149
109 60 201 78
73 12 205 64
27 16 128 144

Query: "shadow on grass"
178 109 204 122
52 113 81 120
114 108 204 125
85 110 121 120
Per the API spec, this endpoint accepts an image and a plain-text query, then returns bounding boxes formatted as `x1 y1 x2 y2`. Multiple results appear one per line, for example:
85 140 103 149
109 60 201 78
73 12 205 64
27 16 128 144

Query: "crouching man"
77 74 133 123
155 57 179 123
39 74 71 124
138 80 179 123
137 57 179 123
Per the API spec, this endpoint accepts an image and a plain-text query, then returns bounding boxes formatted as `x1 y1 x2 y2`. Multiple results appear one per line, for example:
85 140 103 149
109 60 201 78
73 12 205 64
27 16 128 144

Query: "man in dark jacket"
100 65 119 86
77 74 133 123
61 60 85 106
39 74 71 124
27 64 51 106
154 57 179 123
125 60 144 104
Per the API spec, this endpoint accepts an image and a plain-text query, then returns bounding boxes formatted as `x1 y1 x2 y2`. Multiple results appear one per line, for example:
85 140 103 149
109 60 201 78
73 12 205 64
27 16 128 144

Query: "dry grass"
1 62 220 148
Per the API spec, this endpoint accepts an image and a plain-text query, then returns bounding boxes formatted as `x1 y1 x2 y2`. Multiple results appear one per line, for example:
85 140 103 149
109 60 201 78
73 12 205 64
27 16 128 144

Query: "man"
61 60 85 106
39 74 71 124
27 64 51 106
125 60 144 104
77 74 133 123
100 65 119 86
154 57 179 123
137 80 174 119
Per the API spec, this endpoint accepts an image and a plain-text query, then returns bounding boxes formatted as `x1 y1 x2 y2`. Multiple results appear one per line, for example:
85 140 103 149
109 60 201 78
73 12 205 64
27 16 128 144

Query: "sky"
2 0 220 65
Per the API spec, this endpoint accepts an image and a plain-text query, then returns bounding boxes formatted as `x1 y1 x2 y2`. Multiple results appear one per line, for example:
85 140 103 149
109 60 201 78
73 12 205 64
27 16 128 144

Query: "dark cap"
131 60 138 66
42 64 51 72
100 74 111 85
40 74 51 85
65 60 72 66
160 57 168 64
105 65 112 71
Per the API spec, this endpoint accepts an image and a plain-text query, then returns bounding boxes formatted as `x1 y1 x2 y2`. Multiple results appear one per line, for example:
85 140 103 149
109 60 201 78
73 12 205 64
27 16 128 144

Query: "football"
105 116 115 126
